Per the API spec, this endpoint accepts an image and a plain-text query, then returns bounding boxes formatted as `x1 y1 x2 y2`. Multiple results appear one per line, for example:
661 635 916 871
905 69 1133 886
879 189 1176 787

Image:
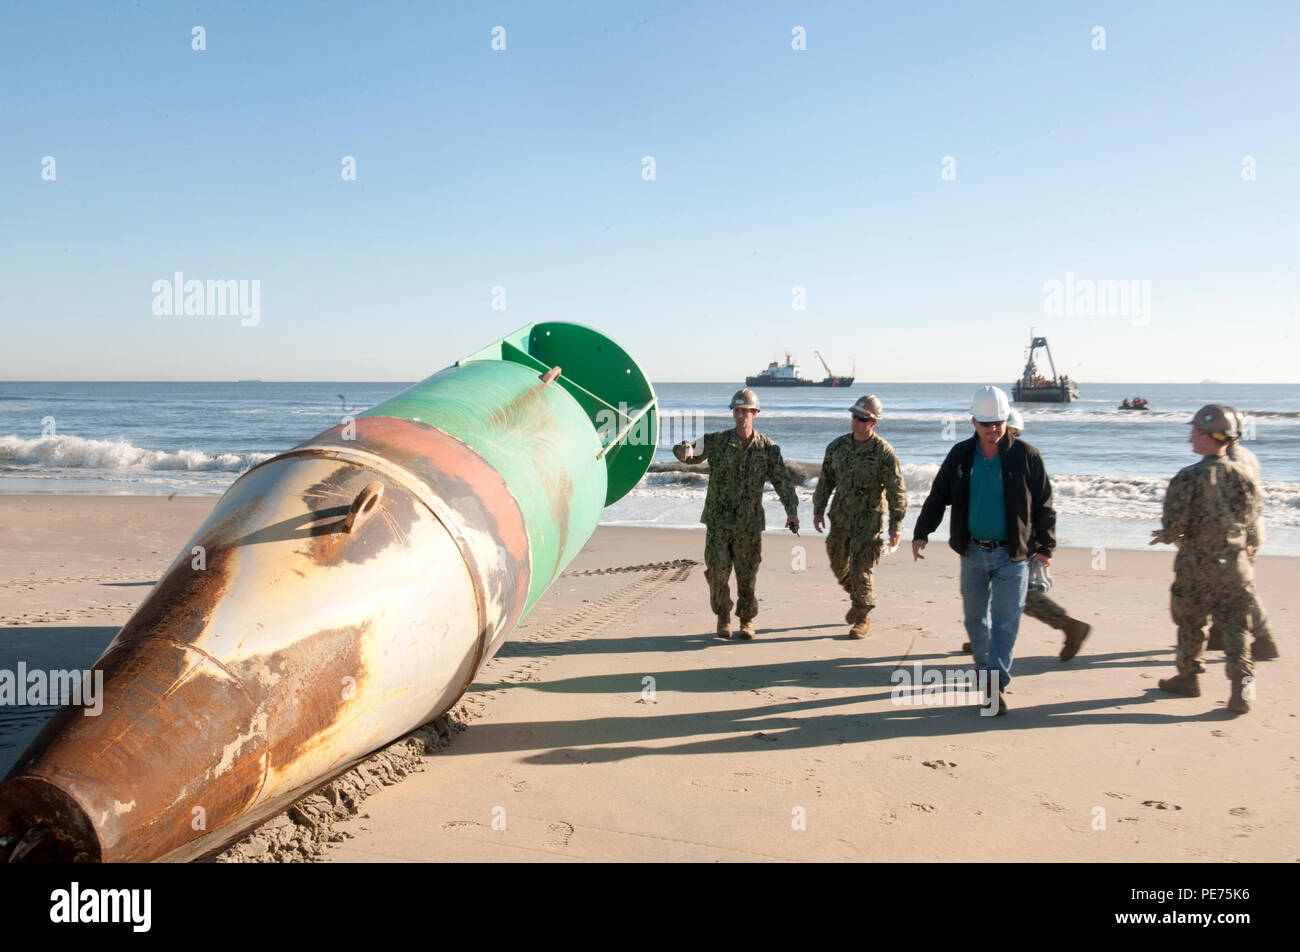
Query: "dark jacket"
912 434 1055 561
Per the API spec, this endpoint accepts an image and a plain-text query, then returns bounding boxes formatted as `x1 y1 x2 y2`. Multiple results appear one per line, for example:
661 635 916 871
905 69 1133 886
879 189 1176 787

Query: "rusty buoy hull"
0 322 657 862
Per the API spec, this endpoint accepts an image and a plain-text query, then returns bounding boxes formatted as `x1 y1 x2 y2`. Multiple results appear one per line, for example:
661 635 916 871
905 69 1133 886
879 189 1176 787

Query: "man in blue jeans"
911 386 1056 715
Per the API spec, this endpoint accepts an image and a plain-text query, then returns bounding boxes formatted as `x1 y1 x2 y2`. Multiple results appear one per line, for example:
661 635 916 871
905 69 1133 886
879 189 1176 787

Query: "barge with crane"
1012 334 1078 403
746 351 854 388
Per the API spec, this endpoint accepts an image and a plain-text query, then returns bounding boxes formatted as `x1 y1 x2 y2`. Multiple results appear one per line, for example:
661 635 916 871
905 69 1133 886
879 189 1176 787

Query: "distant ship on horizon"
746 351 854 388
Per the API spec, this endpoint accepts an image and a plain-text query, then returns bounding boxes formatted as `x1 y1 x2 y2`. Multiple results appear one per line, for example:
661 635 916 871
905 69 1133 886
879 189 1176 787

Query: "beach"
1 495 1295 862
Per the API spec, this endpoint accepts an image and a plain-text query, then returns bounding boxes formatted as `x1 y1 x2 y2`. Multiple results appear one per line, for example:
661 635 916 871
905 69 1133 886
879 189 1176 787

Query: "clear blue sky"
2 1 1297 382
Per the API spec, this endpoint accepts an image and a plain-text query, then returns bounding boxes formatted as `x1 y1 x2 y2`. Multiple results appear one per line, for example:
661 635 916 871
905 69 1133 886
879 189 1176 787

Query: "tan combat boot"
1059 619 1091 662
1157 672 1201 697
1251 636 1280 661
737 619 755 640
849 616 871 639
716 615 732 639
1228 676 1250 714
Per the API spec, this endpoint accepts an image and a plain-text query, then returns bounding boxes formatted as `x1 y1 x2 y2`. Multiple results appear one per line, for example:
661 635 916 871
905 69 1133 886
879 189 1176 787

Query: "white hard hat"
971 386 1010 423
1006 408 1025 432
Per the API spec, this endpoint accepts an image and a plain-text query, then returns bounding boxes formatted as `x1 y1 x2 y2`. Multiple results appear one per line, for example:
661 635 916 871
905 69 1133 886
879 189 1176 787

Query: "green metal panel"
362 322 656 614
460 322 658 505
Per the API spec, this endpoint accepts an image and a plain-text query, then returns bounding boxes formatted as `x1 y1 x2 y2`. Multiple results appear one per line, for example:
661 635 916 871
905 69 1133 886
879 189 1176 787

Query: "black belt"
971 538 1007 548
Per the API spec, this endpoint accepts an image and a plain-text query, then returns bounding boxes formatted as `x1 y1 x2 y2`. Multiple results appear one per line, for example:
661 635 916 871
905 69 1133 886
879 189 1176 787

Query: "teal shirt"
967 448 1008 541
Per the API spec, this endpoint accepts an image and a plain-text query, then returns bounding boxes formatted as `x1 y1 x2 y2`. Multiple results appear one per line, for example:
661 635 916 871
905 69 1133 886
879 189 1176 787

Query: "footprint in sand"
495 771 527 792
441 820 482 831
1228 807 1252 817
1141 800 1182 811
909 802 937 813
545 821 574 849
691 779 745 793
735 771 792 785
945 744 996 761
922 760 957 770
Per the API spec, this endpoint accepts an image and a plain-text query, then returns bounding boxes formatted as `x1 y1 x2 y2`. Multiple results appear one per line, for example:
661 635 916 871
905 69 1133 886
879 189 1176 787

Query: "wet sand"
1 495 1296 862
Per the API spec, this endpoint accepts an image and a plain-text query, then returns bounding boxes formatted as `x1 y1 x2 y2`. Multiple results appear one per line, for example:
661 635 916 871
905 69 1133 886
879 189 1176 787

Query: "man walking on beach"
674 388 800 640
1204 407 1280 661
959 408 1089 661
1152 405 1261 714
911 386 1056 715
813 395 906 639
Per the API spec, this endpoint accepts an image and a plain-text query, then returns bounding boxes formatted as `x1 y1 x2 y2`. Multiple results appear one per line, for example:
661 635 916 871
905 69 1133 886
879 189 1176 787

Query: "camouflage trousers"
1171 550 1255 681
1207 578 1274 644
704 527 763 621
1024 590 1073 630
826 524 883 622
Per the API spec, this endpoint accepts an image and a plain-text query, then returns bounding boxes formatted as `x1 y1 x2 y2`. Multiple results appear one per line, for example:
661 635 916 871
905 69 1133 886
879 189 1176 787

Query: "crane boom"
814 349 834 378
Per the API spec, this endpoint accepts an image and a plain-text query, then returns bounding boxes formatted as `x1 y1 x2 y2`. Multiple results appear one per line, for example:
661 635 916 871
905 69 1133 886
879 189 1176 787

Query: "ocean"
2 381 1298 555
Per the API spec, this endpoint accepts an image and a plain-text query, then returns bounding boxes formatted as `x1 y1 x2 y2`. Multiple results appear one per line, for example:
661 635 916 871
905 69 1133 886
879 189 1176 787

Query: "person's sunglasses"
977 420 1005 428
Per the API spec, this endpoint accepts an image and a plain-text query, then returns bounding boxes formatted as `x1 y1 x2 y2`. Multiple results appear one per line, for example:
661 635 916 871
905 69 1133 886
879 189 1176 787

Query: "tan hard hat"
850 395 883 421
730 388 760 411
1188 404 1238 438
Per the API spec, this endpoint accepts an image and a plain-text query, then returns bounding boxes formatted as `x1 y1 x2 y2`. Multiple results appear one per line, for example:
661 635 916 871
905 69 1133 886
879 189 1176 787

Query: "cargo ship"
1011 334 1078 403
746 351 854 388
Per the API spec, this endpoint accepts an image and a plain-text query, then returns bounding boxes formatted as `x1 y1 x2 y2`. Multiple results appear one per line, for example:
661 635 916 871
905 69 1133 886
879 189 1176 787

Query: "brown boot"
1251 636 1280 661
737 620 755 640
1206 624 1225 651
716 615 731 639
1157 672 1201 697
961 641 972 653
1228 676 1250 714
1059 619 1091 662
849 616 871 639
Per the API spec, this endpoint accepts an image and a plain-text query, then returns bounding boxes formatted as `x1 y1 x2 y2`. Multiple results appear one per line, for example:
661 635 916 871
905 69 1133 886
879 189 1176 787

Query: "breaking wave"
643 461 1300 526
0 434 272 473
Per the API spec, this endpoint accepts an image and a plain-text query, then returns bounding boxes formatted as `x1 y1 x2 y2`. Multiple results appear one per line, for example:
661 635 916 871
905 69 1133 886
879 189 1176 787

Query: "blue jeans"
960 542 1029 691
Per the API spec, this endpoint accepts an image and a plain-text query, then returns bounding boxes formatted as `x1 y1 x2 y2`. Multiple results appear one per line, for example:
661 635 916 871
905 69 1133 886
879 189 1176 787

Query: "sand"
1 495 1296 862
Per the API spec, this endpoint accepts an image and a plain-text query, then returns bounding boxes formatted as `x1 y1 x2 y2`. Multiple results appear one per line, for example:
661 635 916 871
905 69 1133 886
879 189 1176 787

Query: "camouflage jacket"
678 429 798 531
1162 454 1261 558
1227 441 1264 549
813 433 907 533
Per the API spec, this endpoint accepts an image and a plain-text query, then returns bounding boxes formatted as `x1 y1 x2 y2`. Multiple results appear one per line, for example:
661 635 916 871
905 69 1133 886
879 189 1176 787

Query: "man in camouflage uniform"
674 388 800 640
1153 405 1261 714
812 395 906 638
1205 407 1280 661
